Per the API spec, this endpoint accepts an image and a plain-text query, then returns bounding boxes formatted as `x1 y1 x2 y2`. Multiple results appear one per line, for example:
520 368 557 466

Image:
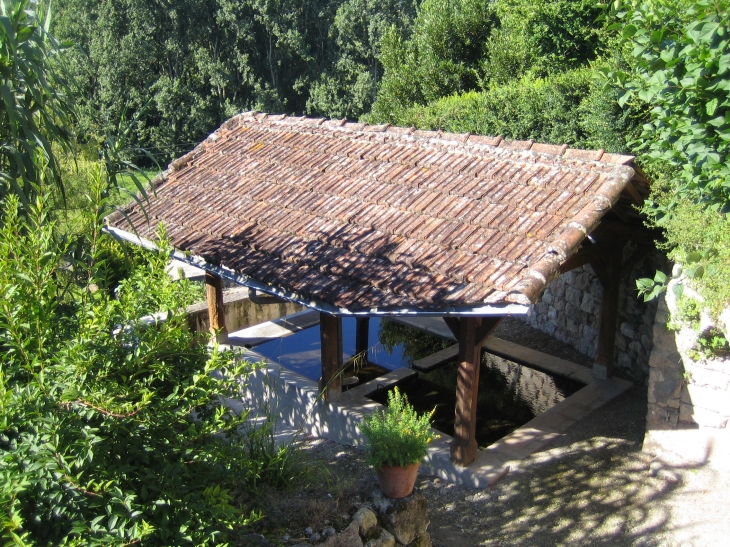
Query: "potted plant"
360 387 437 498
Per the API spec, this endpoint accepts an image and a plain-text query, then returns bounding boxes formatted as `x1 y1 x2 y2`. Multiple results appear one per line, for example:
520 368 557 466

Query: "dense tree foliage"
0 0 73 206
306 0 416 119
3 0 730 542
369 0 495 121
606 0 730 212
53 0 342 159
0 190 269 545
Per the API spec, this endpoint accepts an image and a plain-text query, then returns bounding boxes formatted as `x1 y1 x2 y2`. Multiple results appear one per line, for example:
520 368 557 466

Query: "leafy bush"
694 328 730 359
605 0 730 212
0 194 268 546
656 199 730 316
0 0 73 207
369 0 496 120
369 67 638 152
360 387 436 468
483 0 606 85
668 295 703 331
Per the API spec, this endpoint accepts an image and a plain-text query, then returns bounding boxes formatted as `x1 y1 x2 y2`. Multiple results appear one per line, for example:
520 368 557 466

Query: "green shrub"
693 328 730 359
668 295 702 331
605 0 730 211
368 68 638 152
0 193 273 546
483 0 606 85
360 387 436 468
369 0 496 120
656 198 730 317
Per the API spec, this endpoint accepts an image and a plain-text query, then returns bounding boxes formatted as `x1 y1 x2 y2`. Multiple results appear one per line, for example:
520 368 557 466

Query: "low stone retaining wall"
643 282 729 467
186 287 303 334
524 248 666 384
646 289 730 432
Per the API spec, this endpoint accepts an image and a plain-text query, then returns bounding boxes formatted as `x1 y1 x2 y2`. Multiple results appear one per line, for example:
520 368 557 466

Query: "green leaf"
706 98 719 116
673 282 685 299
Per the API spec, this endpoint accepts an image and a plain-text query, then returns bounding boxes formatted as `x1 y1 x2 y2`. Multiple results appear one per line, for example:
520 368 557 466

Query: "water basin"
369 351 585 448
252 317 450 382
254 315 584 448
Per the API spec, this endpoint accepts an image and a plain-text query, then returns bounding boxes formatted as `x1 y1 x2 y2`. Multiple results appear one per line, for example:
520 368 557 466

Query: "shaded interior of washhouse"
253 318 584 448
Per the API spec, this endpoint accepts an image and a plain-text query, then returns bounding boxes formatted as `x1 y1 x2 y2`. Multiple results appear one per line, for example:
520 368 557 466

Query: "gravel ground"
246 321 729 546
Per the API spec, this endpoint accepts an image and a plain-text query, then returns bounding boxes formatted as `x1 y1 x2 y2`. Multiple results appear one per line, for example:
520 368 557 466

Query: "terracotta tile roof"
107 112 636 313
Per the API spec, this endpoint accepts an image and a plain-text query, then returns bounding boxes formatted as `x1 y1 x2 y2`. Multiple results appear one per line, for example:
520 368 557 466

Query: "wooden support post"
205 271 228 343
591 244 624 380
355 317 370 358
320 312 343 402
451 316 502 466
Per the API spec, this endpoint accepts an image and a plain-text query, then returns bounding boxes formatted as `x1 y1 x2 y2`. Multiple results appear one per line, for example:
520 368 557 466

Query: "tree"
483 0 606 85
369 0 496 121
0 0 73 207
306 0 416 119
605 0 730 213
53 0 343 160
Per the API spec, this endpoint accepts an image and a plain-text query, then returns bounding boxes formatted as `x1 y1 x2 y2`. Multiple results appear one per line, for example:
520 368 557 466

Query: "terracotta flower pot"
376 462 420 498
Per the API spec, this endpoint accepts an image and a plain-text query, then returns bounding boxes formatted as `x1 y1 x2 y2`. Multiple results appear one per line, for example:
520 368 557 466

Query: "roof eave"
105 225 529 318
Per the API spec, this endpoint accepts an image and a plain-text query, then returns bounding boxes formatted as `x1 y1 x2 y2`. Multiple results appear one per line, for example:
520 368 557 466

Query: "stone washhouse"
107 112 653 468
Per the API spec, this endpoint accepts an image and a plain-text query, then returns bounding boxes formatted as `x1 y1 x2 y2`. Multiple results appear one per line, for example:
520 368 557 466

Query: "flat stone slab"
412 345 459 372
483 337 596 385
227 309 320 347
346 367 418 399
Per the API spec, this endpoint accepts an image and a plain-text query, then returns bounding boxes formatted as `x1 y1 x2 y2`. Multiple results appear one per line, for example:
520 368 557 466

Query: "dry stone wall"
646 287 730 431
523 248 665 385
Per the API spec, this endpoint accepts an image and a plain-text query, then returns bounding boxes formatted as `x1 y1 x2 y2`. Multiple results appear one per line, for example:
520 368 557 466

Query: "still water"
252 317 427 382
254 317 584 447
369 353 584 448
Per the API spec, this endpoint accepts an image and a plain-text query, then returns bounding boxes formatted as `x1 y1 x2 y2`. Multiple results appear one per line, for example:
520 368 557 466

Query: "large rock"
321 521 363 547
363 530 395 547
352 507 379 539
406 534 432 547
372 489 429 546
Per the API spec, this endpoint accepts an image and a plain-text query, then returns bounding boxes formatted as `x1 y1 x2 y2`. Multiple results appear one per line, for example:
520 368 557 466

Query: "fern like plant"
360 387 436 468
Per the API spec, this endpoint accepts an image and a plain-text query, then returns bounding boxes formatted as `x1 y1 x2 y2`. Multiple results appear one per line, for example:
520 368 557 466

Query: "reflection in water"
252 317 448 382
370 352 584 448
378 319 452 364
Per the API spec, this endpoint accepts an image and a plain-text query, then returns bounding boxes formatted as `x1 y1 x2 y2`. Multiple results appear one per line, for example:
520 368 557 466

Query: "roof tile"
109 113 636 311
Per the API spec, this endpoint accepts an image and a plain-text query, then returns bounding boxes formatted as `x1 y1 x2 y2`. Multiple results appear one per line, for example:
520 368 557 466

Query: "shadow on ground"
423 386 700 547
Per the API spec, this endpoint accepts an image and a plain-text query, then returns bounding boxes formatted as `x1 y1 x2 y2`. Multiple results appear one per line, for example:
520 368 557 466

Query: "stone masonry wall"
646 287 730 431
523 248 664 385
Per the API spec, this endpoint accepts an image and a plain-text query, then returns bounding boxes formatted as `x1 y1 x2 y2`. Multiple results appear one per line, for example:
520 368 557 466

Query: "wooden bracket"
249 289 288 305
559 242 610 275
